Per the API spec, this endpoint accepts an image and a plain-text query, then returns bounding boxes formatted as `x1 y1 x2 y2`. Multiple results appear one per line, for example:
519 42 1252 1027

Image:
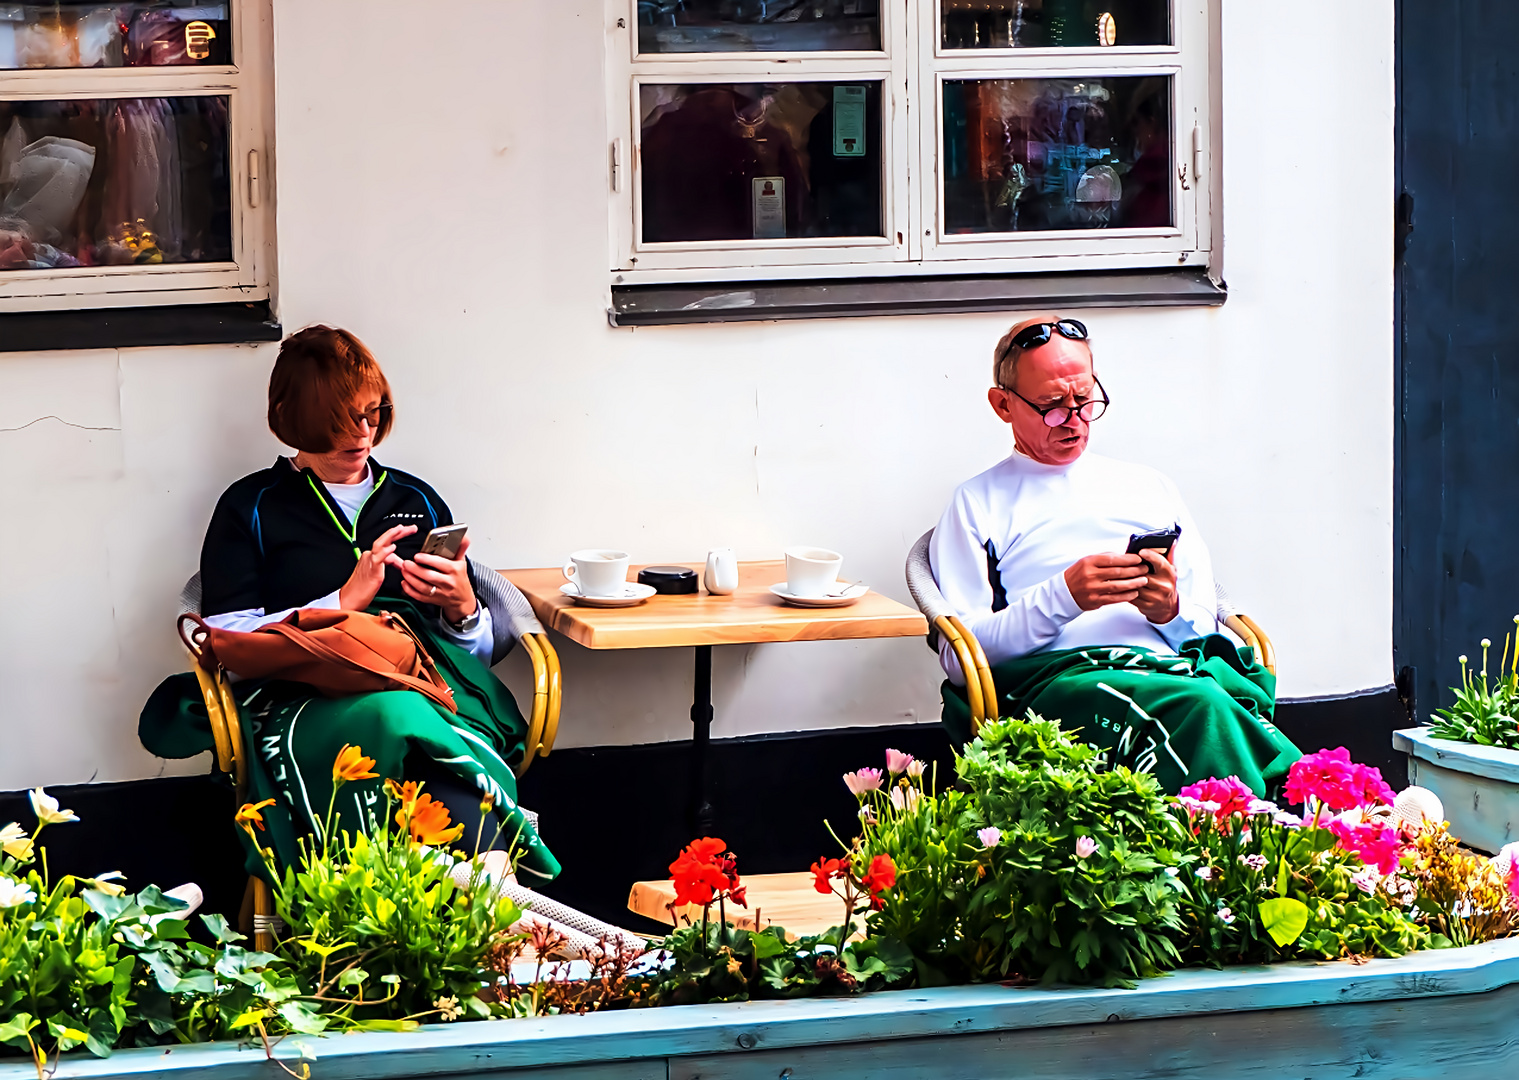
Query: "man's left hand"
400 536 478 625
1133 548 1179 624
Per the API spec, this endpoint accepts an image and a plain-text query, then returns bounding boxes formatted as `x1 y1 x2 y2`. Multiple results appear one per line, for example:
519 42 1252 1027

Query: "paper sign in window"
833 86 866 158
752 177 786 239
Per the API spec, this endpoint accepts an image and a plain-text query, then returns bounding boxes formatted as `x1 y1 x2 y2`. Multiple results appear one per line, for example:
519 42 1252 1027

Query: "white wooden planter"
1393 726 1519 854
5 938 1519 1080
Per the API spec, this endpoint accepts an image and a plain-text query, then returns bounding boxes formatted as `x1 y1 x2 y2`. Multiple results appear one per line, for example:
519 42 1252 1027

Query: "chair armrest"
515 632 563 775
905 530 999 733
468 560 546 666
1226 614 1277 676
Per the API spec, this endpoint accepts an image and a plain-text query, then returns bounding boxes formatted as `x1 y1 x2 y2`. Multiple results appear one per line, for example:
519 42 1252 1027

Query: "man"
929 316 1299 794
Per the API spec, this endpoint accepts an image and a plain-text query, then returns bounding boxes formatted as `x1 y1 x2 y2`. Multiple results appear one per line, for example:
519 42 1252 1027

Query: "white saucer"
769 581 870 608
561 581 656 608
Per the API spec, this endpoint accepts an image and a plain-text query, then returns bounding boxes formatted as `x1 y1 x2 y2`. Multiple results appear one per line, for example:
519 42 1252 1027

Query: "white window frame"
0 1 274 313
608 0 1213 285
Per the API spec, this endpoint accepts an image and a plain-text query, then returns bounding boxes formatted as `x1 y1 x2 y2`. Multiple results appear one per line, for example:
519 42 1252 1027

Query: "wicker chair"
904 529 1277 737
177 560 563 950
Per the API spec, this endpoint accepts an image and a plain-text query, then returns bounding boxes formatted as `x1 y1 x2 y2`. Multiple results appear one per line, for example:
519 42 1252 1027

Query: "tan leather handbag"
178 609 457 713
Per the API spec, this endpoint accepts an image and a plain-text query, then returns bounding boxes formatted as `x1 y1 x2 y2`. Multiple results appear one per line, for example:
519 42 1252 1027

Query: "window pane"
941 1 1169 49
0 97 232 271
942 77 1171 233
640 82 883 243
1 4 232 69
639 1 881 54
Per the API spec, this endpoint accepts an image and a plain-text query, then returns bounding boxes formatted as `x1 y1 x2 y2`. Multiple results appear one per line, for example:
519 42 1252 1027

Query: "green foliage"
862 716 1189 988
265 813 523 1029
1172 806 1427 967
640 921 912 1006
1428 633 1519 749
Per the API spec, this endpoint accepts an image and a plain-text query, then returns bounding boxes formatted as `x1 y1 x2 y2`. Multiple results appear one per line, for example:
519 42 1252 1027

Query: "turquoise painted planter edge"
1394 725 1519 785
9 936 1519 1079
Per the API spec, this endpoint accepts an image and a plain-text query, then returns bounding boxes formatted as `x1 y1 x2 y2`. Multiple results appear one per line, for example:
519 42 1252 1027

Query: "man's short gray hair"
992 317 1095 389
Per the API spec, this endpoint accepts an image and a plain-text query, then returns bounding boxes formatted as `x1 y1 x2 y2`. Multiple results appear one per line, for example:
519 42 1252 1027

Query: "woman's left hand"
401 536 478 624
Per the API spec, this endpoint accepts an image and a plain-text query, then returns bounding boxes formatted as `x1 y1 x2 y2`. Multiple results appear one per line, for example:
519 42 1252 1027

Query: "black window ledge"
611 268 1225 327
0 301 281 353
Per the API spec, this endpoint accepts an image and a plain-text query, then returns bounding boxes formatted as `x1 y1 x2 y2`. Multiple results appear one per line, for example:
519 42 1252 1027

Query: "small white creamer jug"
704 548 738 595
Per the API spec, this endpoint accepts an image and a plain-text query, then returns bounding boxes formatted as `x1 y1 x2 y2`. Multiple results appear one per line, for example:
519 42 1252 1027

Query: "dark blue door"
1396 2 1519 723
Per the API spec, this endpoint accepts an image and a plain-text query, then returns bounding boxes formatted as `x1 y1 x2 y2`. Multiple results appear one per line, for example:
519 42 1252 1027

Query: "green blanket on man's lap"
139 599 560 883
943 635 1300 795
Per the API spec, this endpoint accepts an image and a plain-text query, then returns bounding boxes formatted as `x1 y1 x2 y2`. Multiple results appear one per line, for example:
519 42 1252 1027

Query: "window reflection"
942 77 1171 233
941 1 1169 50
639 0 881 54
0 3 231 69
640 82 883 243
0 97 232 271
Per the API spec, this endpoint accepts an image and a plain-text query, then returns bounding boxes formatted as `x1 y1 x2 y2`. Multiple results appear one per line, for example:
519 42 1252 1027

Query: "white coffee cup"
784 546 842 599
563 549 631 598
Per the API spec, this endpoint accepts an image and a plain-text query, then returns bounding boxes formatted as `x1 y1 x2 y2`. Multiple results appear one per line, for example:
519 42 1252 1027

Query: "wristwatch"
446 605 482 634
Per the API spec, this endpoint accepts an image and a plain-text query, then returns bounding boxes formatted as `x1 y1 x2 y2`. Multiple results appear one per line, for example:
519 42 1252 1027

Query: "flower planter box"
7 938 1519 1080
1393 726 1519 854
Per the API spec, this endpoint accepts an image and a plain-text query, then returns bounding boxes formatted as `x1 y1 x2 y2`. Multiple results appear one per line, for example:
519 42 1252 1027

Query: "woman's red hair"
267 326 393 452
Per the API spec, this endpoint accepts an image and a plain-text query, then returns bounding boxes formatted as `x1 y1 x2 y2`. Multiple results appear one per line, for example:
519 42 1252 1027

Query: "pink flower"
1241 854 1268 872
1350 866 1380 895
1327 817 1404 875
1178 776 1254 821
843 768 884 796
1285 748 1397 812
906 759 927 779
1217 906 1235 925
1493 843 1519 904
1196 866 1213 880
885 749 914 776
977 827 1002 849
889 785 921 812
1074 836 1097 858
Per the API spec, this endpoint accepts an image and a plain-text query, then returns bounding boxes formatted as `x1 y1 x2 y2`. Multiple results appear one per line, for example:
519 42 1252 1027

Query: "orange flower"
235 798 277 834
332 744 379 783
398 792 465 846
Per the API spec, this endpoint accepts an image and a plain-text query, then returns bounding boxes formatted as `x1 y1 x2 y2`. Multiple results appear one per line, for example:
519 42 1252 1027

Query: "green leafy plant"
1429 630 1519 749
240 747 526 1033
857 719 1190 988
1172 795 1427 965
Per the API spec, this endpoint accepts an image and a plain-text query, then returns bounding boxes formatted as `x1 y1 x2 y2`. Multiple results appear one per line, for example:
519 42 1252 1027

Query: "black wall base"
0 687 1409 934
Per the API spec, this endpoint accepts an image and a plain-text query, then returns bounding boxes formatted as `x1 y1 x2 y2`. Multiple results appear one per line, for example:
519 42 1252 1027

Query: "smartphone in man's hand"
1126 523 1181 562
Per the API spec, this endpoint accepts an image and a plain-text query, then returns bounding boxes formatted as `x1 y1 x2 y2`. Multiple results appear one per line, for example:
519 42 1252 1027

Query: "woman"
141 326 558 884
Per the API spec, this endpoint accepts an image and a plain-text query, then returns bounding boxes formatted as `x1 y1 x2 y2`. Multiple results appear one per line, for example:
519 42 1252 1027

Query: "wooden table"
502 560 927 830
627 871 839 939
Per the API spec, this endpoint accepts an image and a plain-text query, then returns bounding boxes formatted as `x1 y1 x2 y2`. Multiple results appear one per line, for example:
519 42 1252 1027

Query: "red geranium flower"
669 837 746 909
860 853 897 908
811 857 845 895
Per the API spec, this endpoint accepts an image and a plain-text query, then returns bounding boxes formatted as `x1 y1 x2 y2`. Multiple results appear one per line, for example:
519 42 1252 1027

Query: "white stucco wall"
0 1 1394 791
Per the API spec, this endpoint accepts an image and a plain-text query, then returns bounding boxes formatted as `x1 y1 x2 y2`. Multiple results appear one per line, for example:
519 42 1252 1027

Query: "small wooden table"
628 871 839 938
502 561 927 831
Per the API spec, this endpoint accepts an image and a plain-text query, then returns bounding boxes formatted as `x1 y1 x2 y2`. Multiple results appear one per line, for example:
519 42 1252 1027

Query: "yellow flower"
235 799 277 835
397 793 464 847
332 744 379 784
0 822 33 862
29 788 78 826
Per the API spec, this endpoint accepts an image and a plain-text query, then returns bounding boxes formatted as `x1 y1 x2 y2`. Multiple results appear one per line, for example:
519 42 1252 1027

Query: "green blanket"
943 635 1300 795
140 600 559 883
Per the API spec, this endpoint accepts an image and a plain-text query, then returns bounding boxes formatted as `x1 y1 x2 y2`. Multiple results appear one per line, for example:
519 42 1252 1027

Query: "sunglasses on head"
1008 318 1089 352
